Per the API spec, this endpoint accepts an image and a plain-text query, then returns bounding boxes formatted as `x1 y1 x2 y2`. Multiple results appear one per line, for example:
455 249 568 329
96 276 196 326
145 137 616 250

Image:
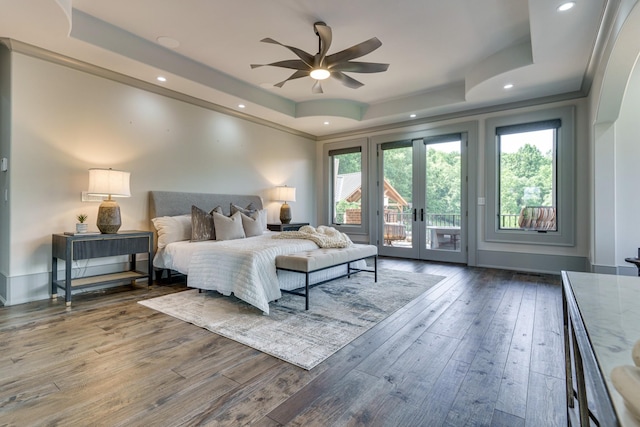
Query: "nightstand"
51 230 153 306
267 222 309 232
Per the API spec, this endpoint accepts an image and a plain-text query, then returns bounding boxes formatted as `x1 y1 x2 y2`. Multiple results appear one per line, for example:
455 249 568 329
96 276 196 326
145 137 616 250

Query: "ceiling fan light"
310 68 330 80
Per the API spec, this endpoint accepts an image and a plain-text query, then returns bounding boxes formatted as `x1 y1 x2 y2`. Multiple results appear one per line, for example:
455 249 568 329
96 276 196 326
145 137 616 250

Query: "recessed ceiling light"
324 121 330 125
156 36 180 49
410 114 417 118
157 76 167 82
504 83 514 89
238 104 246 109
557 2 575 12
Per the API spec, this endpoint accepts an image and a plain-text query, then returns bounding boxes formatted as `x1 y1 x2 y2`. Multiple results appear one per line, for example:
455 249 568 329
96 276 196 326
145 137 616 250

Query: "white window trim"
323 137 368 235
485 106 575 246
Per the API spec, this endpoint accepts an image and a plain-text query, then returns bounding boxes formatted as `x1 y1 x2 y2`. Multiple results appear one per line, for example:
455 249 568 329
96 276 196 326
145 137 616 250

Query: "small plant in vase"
76 213 88 233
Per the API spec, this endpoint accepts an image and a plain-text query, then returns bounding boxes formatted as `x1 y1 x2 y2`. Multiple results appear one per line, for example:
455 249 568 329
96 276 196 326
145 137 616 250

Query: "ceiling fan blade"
250 59 309 70
325 37 383 67
329 61 389 73
331 71 364 89
273 70 309 88
260 38 314 67
314 23 332 66
312 80 323 94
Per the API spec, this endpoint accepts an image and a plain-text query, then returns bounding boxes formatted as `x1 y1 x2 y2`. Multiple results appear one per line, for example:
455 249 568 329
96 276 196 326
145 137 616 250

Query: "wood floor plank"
446 269 512 364
444 275 525 426
526 371 566 426
0 260 568 426
494 282 537 418
530 281 565 379
284 369 388 427
491 409 525 427
404 358 471 426
380 331 460 407
186 363 315 426
426 269 502 340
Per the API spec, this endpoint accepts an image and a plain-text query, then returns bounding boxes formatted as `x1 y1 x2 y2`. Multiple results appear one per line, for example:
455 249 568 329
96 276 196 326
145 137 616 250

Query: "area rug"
139 269 444 370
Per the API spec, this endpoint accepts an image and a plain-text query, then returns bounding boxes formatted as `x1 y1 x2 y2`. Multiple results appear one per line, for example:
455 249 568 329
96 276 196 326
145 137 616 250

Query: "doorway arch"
592 0 640 272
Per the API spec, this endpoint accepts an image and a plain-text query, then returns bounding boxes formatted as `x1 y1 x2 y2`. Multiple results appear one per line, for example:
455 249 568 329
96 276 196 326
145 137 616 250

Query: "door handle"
421 209 424 222
413 208 417 221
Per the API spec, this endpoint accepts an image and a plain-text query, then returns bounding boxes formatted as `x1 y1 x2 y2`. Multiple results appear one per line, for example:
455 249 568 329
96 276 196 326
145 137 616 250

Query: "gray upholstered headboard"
149 191 264 220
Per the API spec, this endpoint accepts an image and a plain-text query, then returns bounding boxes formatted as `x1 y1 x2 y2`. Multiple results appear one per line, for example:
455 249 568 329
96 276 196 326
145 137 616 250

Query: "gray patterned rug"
139 269 444 370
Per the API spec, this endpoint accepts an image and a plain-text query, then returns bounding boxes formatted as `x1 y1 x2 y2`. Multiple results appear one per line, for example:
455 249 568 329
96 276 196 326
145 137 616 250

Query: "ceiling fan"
251 22 389 94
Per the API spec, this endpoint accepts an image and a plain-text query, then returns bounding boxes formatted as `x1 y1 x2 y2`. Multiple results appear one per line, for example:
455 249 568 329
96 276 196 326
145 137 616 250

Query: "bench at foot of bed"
275 244 378 310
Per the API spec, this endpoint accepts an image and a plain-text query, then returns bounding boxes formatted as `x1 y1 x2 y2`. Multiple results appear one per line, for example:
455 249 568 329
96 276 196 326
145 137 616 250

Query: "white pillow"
241 212 264 237
213 211 246 241
251 209 268 231
151 215 192 248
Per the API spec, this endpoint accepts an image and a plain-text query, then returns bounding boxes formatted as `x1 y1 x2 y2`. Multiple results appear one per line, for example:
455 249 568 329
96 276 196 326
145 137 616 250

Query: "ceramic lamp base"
280 202 292 224
96 199 122 234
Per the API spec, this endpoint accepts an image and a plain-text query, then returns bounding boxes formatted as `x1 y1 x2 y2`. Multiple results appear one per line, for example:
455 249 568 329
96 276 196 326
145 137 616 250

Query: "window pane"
332 151 362 225
382 144 412 248
426 140 462 251
498 128 557 231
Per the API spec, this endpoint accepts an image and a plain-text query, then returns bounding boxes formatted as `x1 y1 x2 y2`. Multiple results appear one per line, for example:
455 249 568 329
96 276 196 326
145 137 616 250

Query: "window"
485 106 575 246
324 138 368 234
497 121 558 231
330 147 362 225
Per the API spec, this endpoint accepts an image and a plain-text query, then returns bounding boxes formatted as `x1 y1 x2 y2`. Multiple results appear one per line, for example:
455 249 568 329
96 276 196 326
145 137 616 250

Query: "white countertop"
566 271 640 426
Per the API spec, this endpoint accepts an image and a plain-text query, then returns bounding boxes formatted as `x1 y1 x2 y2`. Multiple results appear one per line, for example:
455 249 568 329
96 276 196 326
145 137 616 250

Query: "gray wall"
317 98 590 274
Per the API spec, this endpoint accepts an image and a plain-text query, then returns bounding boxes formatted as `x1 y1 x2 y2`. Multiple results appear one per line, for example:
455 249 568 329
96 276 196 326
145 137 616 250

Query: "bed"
149 191 361 314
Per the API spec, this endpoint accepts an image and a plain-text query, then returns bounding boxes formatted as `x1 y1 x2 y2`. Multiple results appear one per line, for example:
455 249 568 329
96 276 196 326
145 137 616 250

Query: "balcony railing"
340 209 528 231
383 212 528 231
383 212 461 234
500 214 520 229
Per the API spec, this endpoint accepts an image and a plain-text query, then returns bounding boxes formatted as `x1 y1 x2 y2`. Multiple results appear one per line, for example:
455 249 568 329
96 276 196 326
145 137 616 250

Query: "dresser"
562 271 640 426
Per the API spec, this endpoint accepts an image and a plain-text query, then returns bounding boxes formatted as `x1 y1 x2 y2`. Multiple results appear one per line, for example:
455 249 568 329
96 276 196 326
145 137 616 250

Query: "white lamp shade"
87 168 131 197
275 186 296 202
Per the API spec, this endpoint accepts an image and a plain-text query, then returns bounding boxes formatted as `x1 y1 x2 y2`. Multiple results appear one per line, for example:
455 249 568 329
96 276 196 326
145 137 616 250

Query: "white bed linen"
159 232 318 314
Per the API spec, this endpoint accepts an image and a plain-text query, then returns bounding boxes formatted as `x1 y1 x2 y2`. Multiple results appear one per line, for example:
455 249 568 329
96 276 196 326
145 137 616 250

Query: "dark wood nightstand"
51 230 153 306
267 222 309 232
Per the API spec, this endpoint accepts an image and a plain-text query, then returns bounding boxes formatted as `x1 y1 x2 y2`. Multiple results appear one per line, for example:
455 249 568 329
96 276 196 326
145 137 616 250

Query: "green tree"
426 148 461 225
383 146 413 205
499 144 552 216
335 152 361 175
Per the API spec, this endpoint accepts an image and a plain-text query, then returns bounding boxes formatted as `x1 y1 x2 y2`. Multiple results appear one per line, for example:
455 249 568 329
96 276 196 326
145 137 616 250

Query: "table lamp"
275 185 296 224
87 168 131 233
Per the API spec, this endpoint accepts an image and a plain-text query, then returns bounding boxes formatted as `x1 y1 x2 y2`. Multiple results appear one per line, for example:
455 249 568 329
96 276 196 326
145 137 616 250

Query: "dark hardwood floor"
0 258 565 426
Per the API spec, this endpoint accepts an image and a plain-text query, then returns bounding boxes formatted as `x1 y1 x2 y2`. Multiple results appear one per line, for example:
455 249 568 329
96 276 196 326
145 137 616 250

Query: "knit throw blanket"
273 225 353 248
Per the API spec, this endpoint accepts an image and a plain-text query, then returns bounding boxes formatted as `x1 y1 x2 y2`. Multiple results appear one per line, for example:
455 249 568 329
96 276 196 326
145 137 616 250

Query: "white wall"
614 60 640 267
2 51 315 305
589 0 640 274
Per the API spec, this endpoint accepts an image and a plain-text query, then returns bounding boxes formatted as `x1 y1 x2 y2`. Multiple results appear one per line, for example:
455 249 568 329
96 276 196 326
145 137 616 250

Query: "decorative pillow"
151 215 192 249
241 212 264 237
230 202 257 216
250 209 268 231
213 211 246 241
191 205 223 242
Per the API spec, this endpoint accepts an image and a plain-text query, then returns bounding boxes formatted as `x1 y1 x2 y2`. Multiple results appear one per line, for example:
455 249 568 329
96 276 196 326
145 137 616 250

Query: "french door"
377 133 467 263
